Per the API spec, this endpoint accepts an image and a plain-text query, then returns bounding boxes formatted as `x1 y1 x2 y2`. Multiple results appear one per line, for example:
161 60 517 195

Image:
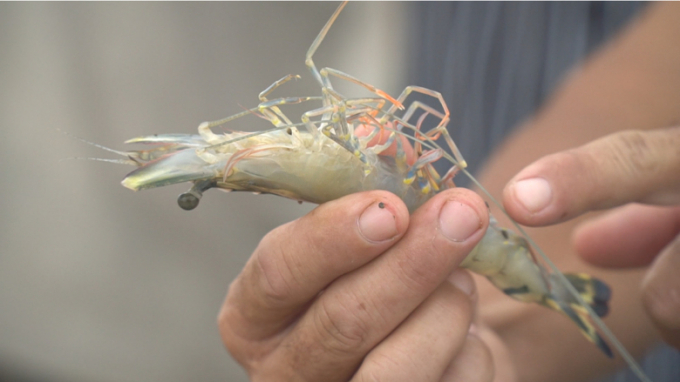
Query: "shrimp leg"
258 74 303 127
319 67 404 109
196 96 321 143
305 1 347 89
381 86 466 168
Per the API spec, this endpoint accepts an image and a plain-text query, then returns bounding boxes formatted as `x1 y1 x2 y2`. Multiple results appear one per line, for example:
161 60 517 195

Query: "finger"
439 332 494 382
642 233 680 348
219 191 409 345
266 188 489 381
351 270 476 382
473 324 517 382
573 204 680 268
503 126 680 226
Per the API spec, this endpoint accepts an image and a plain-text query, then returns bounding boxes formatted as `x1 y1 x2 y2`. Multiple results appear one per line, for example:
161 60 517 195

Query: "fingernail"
513 178 552 213
358 201 398 242
448 269 475 296
439 201 481 242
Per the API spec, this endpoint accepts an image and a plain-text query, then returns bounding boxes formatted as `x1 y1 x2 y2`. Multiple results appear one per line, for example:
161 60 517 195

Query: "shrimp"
102 2 652 381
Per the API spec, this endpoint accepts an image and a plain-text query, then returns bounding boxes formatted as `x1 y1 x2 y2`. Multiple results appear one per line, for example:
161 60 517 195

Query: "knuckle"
463 335 495 380
216 291 233 332
255 230 300 306
642 239 680 331
605 130 660 177
550 149 586 173
393 243 448 292
314 296 372 355
445 289 474 323
216 283 275 369
216 301 252 367
217 308 236 347
217 283 241 344
642 283 680 333
257 252 297 305
354 353 405 382
352 372 381 382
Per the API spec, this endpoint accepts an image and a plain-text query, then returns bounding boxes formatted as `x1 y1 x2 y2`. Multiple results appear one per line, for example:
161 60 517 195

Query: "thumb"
503 126 680 226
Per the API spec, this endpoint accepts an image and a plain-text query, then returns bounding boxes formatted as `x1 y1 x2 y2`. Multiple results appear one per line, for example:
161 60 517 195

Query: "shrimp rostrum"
104 1 639 371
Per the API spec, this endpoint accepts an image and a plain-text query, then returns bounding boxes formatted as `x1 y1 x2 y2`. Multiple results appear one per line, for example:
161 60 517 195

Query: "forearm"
474 3 680 381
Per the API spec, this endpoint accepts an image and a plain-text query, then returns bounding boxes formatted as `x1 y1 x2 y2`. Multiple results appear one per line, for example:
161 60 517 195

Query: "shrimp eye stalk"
177 180 216 211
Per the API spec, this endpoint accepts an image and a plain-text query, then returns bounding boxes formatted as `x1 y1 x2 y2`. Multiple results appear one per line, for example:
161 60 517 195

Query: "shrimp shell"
97 2 653 381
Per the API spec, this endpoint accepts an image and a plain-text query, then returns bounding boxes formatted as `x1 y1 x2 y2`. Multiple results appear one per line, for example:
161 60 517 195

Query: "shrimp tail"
543 273 613 358
563 273 612 317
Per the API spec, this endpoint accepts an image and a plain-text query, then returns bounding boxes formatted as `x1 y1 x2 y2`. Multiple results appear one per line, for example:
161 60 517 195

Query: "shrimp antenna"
60 156 138 166
57 128 130 157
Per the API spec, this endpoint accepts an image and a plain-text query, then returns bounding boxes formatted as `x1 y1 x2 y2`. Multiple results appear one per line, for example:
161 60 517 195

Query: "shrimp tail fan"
543 273 613 358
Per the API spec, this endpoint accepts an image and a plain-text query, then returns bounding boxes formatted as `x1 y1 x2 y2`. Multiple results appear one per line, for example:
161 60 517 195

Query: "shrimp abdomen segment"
461 217 613 357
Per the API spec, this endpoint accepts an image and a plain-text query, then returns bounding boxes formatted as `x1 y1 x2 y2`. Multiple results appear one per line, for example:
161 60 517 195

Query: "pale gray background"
0 2 410 381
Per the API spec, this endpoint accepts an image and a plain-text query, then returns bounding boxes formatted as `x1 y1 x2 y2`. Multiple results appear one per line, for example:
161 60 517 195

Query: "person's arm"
474 2 680 381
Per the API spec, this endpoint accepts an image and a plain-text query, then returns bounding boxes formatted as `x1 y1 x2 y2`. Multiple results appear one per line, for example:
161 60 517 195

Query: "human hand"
218 188 514 381
502 126 680 348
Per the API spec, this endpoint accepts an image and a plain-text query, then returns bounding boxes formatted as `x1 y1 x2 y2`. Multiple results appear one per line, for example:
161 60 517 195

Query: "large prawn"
97 2 652 381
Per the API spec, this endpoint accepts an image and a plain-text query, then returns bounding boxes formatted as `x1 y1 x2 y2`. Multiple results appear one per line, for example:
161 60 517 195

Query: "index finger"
503 126 680 226
219 191 410 342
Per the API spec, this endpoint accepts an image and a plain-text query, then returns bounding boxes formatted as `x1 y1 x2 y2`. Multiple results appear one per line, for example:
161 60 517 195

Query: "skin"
218 189 515 382
219 2 680 381
477 2 680 381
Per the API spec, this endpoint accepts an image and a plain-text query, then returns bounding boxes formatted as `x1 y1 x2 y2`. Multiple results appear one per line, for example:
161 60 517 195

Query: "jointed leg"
320 67 403 110
197 96 320 143
259 74 303 127
383 90 465 169
259 74 301 101
381 86 450 130
305 2 347 89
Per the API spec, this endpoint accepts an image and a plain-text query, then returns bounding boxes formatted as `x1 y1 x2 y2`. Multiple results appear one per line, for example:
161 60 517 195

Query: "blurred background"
0 2 412 381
